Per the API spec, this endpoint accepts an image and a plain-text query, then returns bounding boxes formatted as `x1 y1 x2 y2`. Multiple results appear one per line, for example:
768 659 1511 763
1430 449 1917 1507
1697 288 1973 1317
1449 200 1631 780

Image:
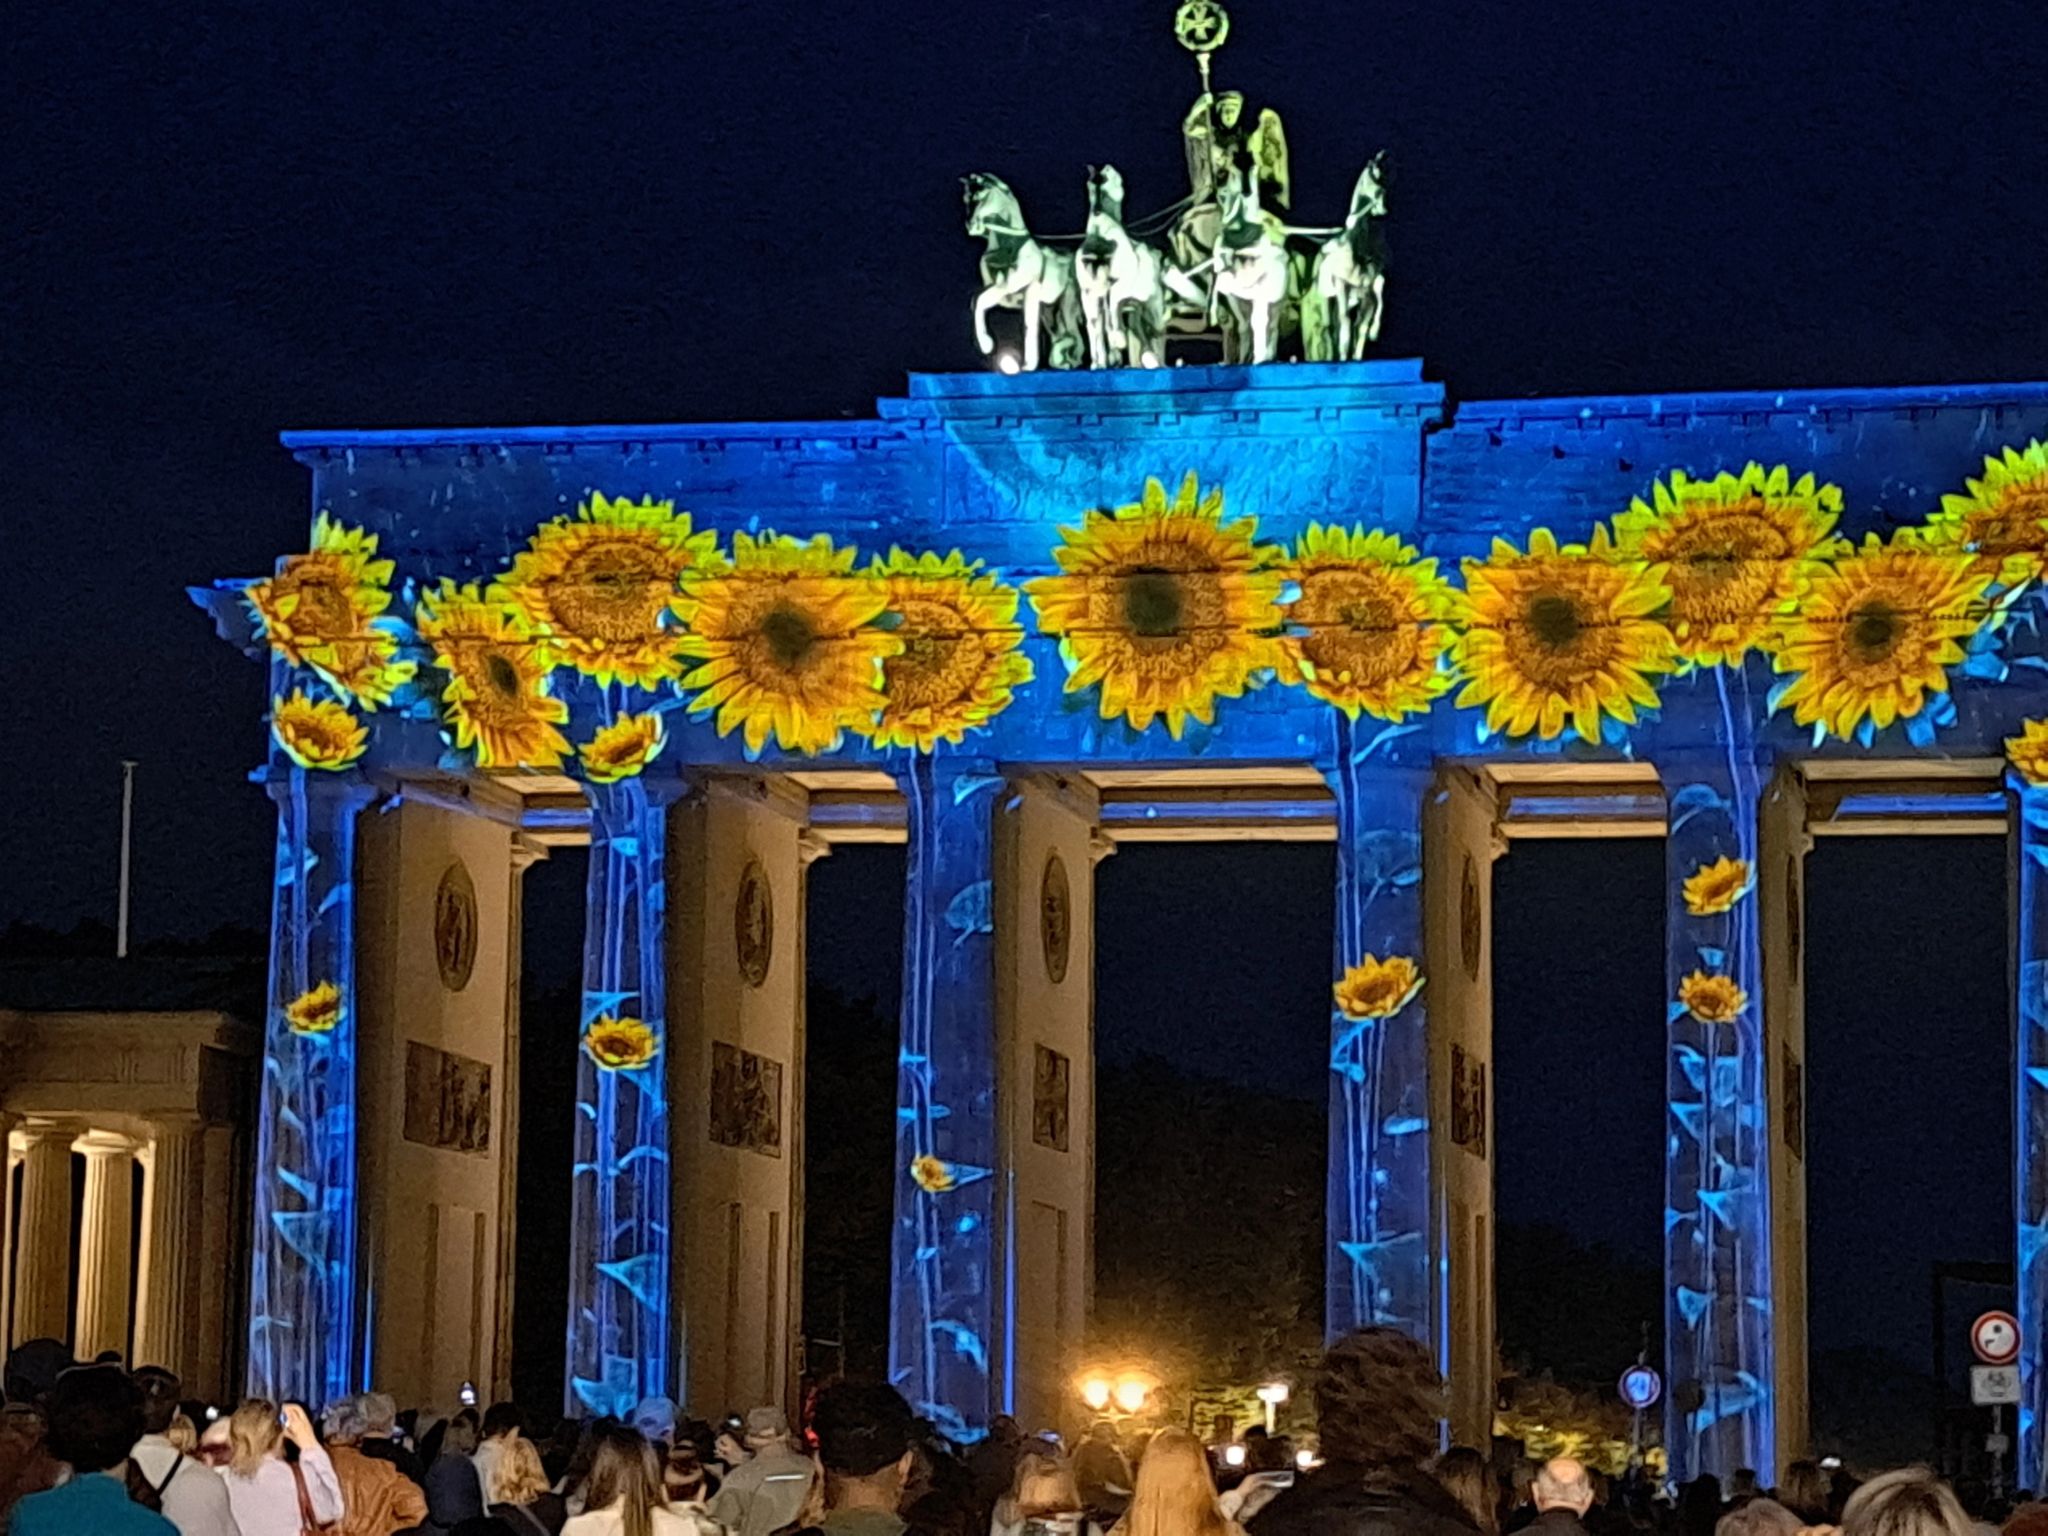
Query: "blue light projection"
200 365 2048 1480
567 776 675 1417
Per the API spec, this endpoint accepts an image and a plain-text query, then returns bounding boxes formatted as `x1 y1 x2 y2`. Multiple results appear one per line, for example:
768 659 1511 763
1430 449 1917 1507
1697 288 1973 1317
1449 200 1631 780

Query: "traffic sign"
1973 1310 2022 1367
1973 1365 2022 1407
1619 1364 1662 1410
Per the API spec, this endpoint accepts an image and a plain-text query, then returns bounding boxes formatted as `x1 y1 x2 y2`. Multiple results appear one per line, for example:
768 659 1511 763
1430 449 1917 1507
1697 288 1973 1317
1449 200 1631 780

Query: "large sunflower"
1275 524 1454 720
1608 463 1843 668
1918 439 2048 587
270 690 368 771
415 581 572 769
1027 472 1281 737
496 492 722 688
1770 534 1991 741
862 548 1034 751
244 512 416 708
1452 529 1676 744
676 532 899 756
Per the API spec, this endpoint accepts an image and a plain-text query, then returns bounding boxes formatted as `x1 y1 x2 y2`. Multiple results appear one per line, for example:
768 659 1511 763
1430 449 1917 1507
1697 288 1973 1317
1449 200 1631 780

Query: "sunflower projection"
1028 472 1281 737
1451 529 1676 743
1276 525 1454 720
676 531 898 756
1608 464 1843 669
1919 439 2048 588
415 581 572 769
865 549 1033 751
243 513 416 708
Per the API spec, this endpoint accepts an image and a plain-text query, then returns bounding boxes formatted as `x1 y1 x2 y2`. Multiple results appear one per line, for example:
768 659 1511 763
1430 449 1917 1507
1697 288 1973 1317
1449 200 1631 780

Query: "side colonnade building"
193 361 2048 1483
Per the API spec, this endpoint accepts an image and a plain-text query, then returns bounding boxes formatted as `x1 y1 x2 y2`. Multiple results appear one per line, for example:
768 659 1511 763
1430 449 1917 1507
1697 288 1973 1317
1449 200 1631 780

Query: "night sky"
8 0 2042 1390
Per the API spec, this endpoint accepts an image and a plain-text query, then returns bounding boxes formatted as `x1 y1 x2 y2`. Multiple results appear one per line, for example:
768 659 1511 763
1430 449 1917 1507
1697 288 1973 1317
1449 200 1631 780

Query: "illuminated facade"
197 361 2048 1483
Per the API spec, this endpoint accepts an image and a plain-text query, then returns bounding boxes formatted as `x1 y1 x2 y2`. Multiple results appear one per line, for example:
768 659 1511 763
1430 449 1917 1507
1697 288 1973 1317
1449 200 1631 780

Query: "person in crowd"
163 1414 199 1457
904 1420 978 1536
1526 1461 1593 1536
358 1394 423 1486
194 1418 232 1471
0 1399 62 1525
1503 1462 1541 1536
426 1411 489 1532
2002 1501 2048 1536
1247 1327 1479 1536
712 1422 750 1477
1429 1449 1497 1536
127 1367 237 1536
1074 1427 1133 1530
631 1402 679 1458
7 1365 176 1536
659 1442 722 1536
1221 1432 1297 1528
1677 1478 1725 1536
477 1406 527 1501
804 1381 921 1536
561 1421 694 1536
1842 1469 1977 1536
970 1421 1026 1530
325 1393 431 1536
992 1446 1093 1536
561 1419 623 1516
1110 1426 1238 1536
707 1408 814 1536
488 1434 570 1536
221 1399 344 1536
1715 1500 1803 1536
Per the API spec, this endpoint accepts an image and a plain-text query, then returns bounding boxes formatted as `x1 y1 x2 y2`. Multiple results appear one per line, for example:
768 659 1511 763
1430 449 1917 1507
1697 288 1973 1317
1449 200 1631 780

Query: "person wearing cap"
128 1368 238 1536
709 1407 816 1536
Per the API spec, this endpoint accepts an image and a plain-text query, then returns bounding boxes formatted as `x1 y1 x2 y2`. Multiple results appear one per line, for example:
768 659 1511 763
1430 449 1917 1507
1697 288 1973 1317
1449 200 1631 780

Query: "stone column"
73 1130 138 1361
491 838 545 1404
565 775 677 1418
11 1124 75 1347
890 753 1002 1440
1323 723 1434 1347
1656 743 1777 1484
134 1120 202 1376
249 768 376 1406
1 1113 18 1355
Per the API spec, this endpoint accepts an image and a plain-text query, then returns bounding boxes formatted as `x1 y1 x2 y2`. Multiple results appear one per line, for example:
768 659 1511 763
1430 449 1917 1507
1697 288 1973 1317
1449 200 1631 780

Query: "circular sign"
433 861 478 992
1618 1365 1662 1410
735 859 773 988
1041 851 1071 984
1973 1310 2022 1366
1174 0 1230 54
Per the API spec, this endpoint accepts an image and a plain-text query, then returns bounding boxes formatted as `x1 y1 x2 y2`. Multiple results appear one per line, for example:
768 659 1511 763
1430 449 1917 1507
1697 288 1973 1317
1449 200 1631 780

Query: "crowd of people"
0 1327 2023 1536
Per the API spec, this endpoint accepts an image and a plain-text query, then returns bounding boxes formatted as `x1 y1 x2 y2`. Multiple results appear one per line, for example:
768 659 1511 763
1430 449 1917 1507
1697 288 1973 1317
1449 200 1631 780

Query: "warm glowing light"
1223 1444 1248 1468
1295 1449 1318 1470
996 350 1022 376
1256 1382 1291 1406
1113 1375 1151 1414
1079 1376 1113 1412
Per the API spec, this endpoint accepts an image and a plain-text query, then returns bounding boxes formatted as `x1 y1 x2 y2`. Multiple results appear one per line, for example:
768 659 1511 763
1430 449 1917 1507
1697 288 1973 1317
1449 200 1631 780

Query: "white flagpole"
117 759 138 959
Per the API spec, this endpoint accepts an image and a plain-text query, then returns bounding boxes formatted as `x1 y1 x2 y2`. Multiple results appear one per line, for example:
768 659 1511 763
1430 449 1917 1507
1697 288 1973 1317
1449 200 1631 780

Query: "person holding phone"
222 1400 344 1535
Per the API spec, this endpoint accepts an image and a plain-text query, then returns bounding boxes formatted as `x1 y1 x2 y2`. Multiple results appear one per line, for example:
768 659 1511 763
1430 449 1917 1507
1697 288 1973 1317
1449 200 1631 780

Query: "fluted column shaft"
135 1122 201 1375
11 1127 75 1346
73 1132 137 1360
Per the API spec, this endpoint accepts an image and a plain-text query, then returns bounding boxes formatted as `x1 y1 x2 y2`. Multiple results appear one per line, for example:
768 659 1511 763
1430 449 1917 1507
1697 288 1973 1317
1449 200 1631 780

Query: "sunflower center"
485 651 522 697
761 603 819 669
290 575 360 639
1658 506 1793 623
1527 593 1582 650
1122 569 1185 637
1848 603 1901 660
1296 569 1426 690
553 542 673 642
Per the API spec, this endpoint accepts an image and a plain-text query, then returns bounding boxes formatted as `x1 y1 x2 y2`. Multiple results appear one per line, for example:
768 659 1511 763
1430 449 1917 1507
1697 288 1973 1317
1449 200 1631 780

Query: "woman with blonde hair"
222 1400 345 1536
561 1422 696 1536
1110 1429 1238 1536
994 1446 1095 1536
1842 1469 1976 1536
492 1433 571 1535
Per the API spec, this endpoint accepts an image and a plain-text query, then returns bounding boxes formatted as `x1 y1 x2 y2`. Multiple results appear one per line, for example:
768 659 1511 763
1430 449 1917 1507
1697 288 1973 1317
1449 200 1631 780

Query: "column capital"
72 1128 141 1158
510 834 550 873
796 829 834 867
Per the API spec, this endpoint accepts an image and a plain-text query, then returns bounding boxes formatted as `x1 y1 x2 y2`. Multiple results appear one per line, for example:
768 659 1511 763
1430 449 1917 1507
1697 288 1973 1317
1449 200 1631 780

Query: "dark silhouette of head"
1312 1327 1443 1470
46 1365 146 1474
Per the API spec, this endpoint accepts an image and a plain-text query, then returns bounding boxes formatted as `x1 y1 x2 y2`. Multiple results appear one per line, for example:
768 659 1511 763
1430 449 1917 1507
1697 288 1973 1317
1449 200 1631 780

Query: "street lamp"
1255 1381 1290 1435
1112 1375 1151 1414
1079 1375 1113 1412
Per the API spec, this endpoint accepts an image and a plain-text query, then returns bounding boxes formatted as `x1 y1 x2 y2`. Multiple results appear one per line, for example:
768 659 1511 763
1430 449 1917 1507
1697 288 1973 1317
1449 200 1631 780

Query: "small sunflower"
497 493 723 688
284 981 344 1037
415 581 572 769
1678 971 1746 1025
270 690 368 771
2006 720 2048 787
581 1015 659 1071
910 1155 957 1194
1333 954 1424 1022
1608 464 1844 668
676 531 900 756
1027 472 1282 738
1452 529 1677 743
244 512 416 708
862 548 1034 750
1770 534 1992 741
1918 439 2048 587
1276 525 1455 720
578 712 667 784
1681 856 1753 917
